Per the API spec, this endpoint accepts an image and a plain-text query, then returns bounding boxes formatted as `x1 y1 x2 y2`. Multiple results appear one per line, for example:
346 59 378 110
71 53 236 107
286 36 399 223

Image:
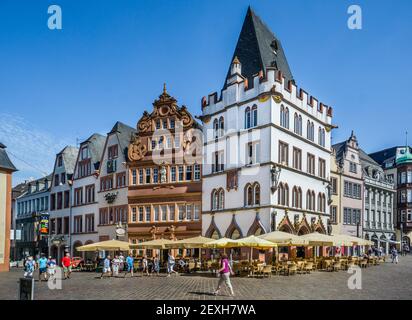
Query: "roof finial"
163 83 167 94
406 130 408 148
233 56 240 65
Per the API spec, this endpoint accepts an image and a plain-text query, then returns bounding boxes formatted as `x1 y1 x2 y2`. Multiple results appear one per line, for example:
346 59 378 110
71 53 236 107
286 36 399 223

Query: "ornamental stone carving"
128 136 147 161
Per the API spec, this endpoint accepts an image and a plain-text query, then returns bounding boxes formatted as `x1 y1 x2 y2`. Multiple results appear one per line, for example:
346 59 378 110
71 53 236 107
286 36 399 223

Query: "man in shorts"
47 256 57 280
62 253 72 279
124 253 134 278
37 254 48 281
100 255 112 279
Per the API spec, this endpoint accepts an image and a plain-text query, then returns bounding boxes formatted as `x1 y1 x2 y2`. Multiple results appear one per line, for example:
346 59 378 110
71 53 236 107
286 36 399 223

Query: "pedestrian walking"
167 251 178 277
112 255 121 277
119 253 125 272
391 247 399 264
47 256 57 280
101 255 112 279
124 253 134 278
213 254 234 297
24 256 35 278
62 253 72 280
142 255 150 276
152 254 160 276
37 254 48 281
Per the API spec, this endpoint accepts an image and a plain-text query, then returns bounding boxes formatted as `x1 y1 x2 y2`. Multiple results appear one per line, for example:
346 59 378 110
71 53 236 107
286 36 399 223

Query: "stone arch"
72 241 83 258
247 212 267 236
225 214 244 239
295 215 311 235
205 216 222 239
277 213 295 234
84 240 95 262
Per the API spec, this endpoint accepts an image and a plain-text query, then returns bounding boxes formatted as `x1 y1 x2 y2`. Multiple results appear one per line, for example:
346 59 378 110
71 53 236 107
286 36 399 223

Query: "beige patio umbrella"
130 238 176 250
332 234 373 246
164 236 214 249
232 235 277 249
259 231 309 246
77 239 130 252
299 232 336 246
203 237 239 249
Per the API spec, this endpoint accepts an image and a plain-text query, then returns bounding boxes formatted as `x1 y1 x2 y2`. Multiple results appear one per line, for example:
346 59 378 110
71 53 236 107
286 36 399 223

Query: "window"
330 206 337 223
56 218 62 234
74 188 83 206
319 158 326 178
145 206 151 222
246 142 260 165
212 151 224 173
277 183 289 206
186 165 193 181
307 154 315 175
155 120 161 130
280 105 289 129
64 217 69 234
194 204 200 220
178 205 185 221
153 168 159 183
252 105 258 127
54 174 59 187
213 119 219 139
57 192 63 210
161 205 167 221
307 121 314 141
292 187 302 209
331 177 338 195
245 107 251 129
85 185 95 203
50 193 56 211
318 193 326 213
186 204 193 220
81 146 88 160
169 205 175 221
211 188 225 210
61 173 66 184
349 162 357 173
57 155 63 167
85 214 94 232
116 172 126 188
294 113 302 135
108 145 118 159
178 166 184 181
171 167 177 182
318 127 325 147
278 141 289 165
154 206 160 221
245 184 253 206
145 168 151 184
74 216 83 233
170 119 175 129
218 117 224 137
293 147 302 170
344 181 361 199
194 164 201 181
162 119 168 129
306 190 316 211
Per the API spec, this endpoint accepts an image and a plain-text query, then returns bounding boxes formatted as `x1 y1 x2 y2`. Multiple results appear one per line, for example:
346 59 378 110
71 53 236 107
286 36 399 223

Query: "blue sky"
0 0 411 185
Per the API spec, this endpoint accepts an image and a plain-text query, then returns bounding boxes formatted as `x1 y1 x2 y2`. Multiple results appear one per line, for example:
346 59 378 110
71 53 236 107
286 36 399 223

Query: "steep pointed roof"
0 142 17 172
224 7 294 88
108 121 137 158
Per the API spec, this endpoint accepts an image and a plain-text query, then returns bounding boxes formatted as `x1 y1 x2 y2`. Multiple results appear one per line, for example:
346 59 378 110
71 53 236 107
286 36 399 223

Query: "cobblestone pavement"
1 256 411 300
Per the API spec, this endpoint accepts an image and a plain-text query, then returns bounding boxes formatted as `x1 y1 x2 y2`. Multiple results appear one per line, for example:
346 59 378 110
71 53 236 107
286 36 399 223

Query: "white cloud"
0 113 74 186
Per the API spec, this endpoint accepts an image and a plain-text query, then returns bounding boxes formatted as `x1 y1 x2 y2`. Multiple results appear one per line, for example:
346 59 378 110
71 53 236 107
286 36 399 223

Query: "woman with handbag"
213 254 235 297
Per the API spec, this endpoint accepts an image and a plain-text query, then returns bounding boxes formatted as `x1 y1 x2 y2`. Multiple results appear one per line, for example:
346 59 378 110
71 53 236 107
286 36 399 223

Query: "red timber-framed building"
127 86 202 257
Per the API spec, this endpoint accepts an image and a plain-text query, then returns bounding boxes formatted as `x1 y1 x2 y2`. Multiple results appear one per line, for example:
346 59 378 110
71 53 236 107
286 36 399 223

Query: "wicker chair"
303 262 314 274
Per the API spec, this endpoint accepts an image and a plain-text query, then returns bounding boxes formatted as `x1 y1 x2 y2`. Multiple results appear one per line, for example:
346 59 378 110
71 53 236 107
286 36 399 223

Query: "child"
47 256 57 280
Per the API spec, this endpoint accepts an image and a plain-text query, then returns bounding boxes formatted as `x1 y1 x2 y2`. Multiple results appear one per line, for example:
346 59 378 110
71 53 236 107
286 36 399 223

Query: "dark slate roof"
109 121 137 159
359 148 380 167
0 143 17 172
80 133 106 169
369 147 401 166
331 141 346 162
224 7 294 88
59 146 79 175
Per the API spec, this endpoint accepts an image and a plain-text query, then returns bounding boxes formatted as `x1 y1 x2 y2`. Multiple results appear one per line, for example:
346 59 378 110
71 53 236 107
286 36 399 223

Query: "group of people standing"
23 252 72 280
